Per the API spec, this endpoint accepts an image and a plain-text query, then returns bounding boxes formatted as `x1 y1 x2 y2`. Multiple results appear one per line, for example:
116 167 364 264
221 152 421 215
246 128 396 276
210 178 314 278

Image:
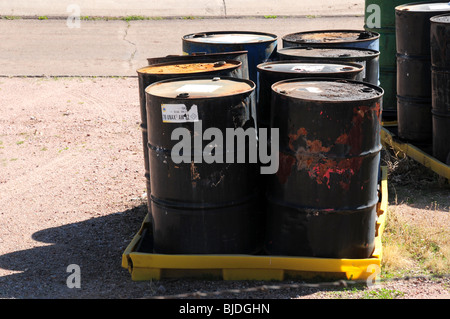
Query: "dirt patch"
0 77 448 299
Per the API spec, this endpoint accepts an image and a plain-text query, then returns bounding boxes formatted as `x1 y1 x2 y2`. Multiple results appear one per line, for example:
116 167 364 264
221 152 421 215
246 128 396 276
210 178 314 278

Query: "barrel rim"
150 192 260 210
256 60 365 76
430 12 450 23
182 30 278 45
277 45 380 59
431 65 450 73
270 77 384 102
144 75 256 99
431 109 450 117
136 59 242 76
281 29 381 45
395 1 450 13
266 194 381 213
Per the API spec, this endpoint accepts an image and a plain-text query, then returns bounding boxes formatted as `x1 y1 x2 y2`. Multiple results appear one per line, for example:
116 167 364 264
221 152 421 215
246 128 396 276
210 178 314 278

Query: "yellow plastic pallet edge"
381 127 450 180
122 166 388 282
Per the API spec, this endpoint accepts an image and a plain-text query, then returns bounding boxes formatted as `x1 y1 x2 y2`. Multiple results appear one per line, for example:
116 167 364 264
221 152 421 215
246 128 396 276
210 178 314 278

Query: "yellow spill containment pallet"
122 167 388 282
381 125 450 180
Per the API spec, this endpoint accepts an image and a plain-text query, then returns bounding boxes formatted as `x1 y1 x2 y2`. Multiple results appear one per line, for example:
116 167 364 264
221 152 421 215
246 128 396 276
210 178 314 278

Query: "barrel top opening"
183 31 277 44
145 77 255 99
272 79 383 101
282 30 380 44
396 2 450 12
257 62 363 74
137 60 241 75
278 47 379 58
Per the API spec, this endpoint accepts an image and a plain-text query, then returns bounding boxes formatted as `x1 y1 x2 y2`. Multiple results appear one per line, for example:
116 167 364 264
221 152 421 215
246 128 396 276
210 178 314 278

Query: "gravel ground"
0 76 448 300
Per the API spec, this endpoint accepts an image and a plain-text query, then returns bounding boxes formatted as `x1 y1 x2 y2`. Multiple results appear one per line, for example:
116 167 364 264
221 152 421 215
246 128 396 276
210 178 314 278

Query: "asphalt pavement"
0 1 367 77
0 16 366 77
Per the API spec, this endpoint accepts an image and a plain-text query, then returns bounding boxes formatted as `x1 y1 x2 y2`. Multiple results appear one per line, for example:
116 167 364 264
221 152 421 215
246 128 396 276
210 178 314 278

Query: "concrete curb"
1 14 365 20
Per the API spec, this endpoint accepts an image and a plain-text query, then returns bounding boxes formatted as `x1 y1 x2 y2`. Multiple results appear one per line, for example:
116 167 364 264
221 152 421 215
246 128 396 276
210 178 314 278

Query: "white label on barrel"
176 84 221 93
161 104 199 123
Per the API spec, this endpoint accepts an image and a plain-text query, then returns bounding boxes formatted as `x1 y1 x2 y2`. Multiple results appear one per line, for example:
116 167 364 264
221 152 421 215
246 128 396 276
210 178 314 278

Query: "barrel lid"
257 61 363 74
183 31 277 44
431 13 450 23
145 77 255 99
146 52 249 69
283 30 379 44
137 60 241 75
272 79 383 101
397 2 450 12
278 47 379 58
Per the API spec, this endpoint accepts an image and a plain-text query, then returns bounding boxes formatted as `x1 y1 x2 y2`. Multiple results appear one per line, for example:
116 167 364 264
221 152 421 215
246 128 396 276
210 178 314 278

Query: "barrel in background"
265 78 383 258
281 30 380 51
145 76 264 254
147 50 250 80
136 60 244 213
256 61 365 130
276 46 380 85
182 31 278 84
364 0 425 120
395 2 450 144
430 13 450 164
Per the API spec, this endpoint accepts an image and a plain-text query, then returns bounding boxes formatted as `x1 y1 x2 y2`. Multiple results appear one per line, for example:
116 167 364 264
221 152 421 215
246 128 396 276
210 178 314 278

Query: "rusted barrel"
256 61 365 130
147 51 250 80
395 2 450 144
182 31 278 84
136 60 243 212
145 76 263 254
276 46 380 85
431 13 450 164
265 78 383 258
282 30 380 51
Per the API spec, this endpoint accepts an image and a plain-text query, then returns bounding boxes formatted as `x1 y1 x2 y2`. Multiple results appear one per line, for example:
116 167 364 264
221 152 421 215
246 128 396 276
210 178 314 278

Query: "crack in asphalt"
122 21 137 70
222 0 227 17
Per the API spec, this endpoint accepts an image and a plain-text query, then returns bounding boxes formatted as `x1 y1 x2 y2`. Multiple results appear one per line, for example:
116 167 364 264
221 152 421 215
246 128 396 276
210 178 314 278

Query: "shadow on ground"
0 204 149 298
387 173 449 212
0 201 349 299
383 148 450 212
2 172 448 299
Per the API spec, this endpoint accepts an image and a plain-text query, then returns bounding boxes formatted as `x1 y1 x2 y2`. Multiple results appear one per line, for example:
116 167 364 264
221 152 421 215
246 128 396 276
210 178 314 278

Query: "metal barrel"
147 51 250 80
395 2 450 144
276 46 380 85
281 30 380 51
182 31 278 84
145 76 264 254
256 61 365 130
265 78 383 258
364 0 426 120
431 13 450 164
364 0 409 67
136 60 243 213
